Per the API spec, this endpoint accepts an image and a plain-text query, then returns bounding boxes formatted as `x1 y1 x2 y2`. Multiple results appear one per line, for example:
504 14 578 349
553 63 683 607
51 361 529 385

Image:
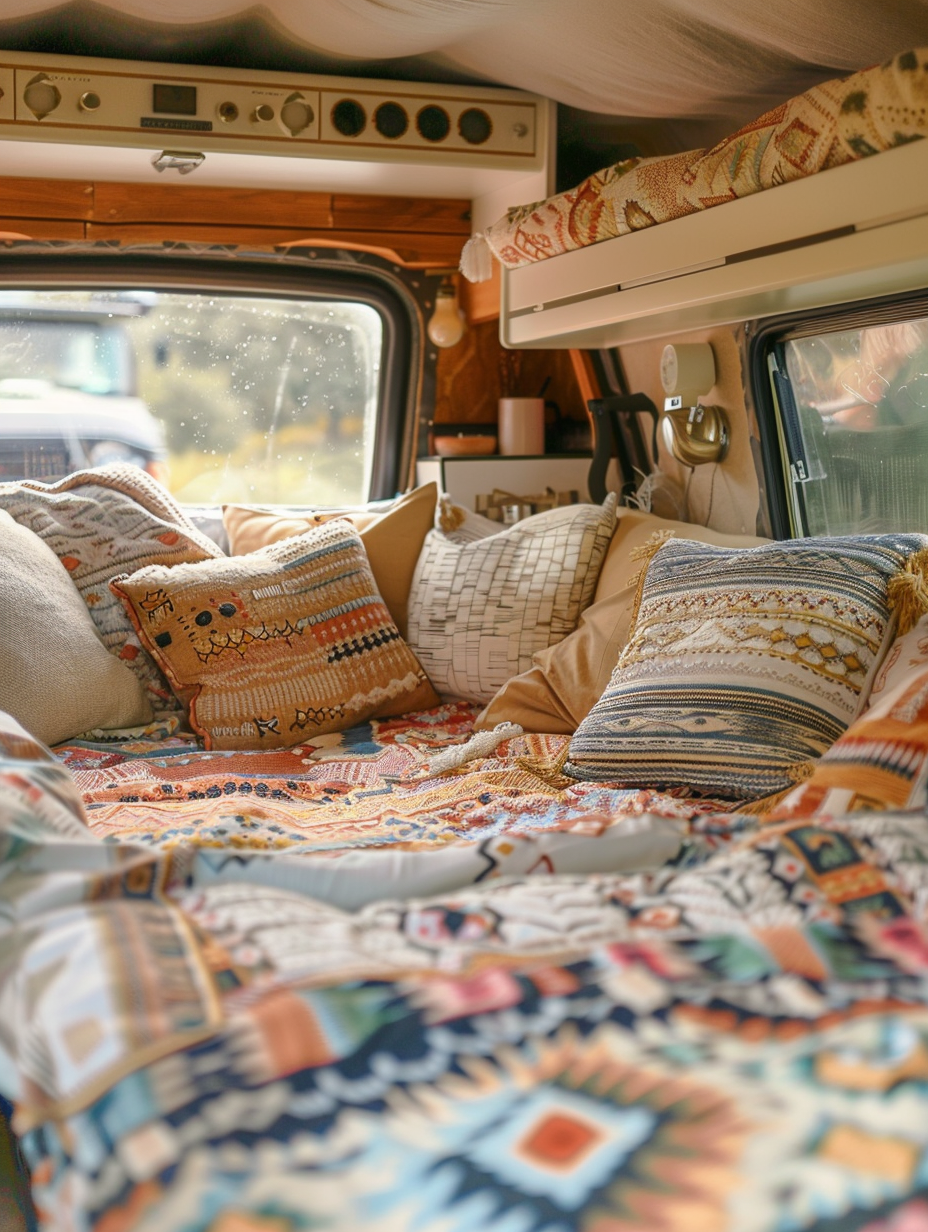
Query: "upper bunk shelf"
462 48 928 347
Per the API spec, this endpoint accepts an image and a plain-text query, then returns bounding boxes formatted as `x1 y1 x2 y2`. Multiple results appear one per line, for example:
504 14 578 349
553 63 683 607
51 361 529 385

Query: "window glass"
0 288 383 504
772 314 928 534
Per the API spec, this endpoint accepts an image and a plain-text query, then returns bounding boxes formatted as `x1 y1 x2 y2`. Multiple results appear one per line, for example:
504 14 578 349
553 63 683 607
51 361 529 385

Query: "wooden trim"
461 262 500 325
568 348 600 424
0 176 472 266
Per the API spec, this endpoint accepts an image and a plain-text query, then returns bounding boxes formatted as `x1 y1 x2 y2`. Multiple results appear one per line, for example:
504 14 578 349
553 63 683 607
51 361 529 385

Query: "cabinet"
415 454 612 513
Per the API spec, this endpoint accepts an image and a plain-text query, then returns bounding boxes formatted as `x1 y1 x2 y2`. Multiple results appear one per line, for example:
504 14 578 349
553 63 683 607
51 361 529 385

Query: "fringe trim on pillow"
625 529 677 637
460 232 495 283
734 759 815 817
889 547 928 636
517 739 577 789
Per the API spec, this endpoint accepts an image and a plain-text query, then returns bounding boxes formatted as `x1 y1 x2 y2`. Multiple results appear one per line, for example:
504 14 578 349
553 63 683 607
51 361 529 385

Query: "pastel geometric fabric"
470 47 928 274
7 711 928 1232
566 533 928 799
111 520 439 750
407 495 617 704
0 464 222 713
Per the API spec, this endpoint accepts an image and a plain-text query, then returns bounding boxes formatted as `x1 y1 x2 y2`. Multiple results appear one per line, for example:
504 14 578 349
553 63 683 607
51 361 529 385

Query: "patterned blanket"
4 713 928 1230
463 47 928 278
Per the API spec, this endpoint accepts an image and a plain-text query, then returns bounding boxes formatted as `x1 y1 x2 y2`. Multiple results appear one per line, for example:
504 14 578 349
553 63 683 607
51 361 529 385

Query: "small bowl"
434 434 497 457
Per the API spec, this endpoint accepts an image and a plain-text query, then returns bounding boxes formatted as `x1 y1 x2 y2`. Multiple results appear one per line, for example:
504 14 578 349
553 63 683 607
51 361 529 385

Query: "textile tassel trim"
517 739 577 789
734 759 815 817
888 548 928 636
625 530 677 637
459 233 495 283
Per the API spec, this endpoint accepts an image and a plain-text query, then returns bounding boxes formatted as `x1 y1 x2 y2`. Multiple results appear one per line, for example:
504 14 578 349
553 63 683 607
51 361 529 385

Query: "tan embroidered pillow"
222 483 437 638
111 520 439 750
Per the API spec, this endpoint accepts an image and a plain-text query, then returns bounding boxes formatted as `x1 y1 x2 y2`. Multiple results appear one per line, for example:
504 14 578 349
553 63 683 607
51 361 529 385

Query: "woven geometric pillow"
763 663 928 820
0 464 222 714
406 495 618 704
111 520 439 750
566 533 928 801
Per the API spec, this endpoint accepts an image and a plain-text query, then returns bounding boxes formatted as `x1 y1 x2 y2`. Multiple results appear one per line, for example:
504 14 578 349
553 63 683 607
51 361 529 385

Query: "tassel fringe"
735 759 815 817
888 547 928 636
459 232 495 283
517 739 577 789
625 530 676 635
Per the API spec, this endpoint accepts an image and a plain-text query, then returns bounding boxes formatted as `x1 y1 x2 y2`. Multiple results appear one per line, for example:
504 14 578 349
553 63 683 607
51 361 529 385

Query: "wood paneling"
0 220 86 239
461 262 500 324
0 177 94 219
331 194 470 235
0 177 471 266
94 183 333 228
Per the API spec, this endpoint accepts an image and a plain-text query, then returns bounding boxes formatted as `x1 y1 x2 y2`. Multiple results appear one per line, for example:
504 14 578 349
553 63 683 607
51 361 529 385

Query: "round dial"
660 344 679 395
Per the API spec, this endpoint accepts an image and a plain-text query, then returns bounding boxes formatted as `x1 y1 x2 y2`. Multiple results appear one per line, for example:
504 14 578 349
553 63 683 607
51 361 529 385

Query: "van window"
0 286 386 505
764 309 928 536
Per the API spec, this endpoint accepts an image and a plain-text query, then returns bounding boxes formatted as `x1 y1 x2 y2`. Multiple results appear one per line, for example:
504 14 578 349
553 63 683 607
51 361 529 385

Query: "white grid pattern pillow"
407 496 617 703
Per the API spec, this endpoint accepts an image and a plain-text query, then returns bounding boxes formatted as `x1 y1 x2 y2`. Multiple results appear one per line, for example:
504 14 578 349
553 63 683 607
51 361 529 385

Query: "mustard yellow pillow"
476 509 769 733
222 483 437 638
111 520 439 751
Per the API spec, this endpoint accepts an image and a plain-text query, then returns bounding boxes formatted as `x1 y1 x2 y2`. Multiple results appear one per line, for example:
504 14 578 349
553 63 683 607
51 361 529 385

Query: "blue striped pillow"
565 534 928 801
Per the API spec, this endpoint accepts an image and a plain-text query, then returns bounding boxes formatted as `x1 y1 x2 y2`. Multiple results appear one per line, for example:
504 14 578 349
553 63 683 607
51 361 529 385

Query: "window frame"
0 250 420 502
749 289 928 539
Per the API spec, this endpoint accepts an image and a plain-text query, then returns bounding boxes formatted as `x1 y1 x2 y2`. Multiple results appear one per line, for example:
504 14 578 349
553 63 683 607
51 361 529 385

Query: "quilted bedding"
462 47 928 279
4 709 928 1230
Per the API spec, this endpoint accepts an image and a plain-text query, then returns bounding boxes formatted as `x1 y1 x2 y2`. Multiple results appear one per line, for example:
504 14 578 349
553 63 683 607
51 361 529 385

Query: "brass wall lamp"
659 342 730 466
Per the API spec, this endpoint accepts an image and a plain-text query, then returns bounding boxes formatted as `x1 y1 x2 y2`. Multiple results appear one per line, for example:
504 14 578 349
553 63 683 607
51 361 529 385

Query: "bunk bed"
461 47 928 347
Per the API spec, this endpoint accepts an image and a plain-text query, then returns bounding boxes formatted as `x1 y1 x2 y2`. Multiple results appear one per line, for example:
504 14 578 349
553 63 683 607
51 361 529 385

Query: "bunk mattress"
463 47 928 281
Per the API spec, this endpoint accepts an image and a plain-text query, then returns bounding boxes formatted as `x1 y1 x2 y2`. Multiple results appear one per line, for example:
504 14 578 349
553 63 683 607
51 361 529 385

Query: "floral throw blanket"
463 47 928 278
4 717 928 1228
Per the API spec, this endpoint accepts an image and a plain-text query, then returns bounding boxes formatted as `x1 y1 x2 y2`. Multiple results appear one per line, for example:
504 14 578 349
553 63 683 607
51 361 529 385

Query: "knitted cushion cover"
111 519 439 751
565 533 928 801
406 496 617 705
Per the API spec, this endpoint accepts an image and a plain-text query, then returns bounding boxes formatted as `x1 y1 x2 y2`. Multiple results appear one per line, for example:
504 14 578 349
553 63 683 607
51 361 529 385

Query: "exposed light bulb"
427 278 465 348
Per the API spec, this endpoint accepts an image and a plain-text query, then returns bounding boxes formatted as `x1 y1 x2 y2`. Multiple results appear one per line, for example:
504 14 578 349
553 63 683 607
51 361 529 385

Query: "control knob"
23 73 61 120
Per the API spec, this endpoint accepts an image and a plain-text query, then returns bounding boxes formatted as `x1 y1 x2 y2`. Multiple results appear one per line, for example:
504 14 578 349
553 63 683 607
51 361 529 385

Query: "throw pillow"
0 511 152 746
406 495 618 704
866 612 928 708
222 483 437 638
0 464 222 713
764 663 928 819
111 519 439 751
477 509 769 733
565 533 928 800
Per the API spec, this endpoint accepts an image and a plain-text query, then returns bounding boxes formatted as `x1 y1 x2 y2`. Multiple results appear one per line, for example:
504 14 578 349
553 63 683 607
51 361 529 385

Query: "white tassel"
459 232 495 283
404 722 523 779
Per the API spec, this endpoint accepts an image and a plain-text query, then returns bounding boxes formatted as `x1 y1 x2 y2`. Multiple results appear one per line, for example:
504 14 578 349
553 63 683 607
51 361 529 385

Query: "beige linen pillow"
112 519 439 751
0 510 152 746
407 496 618 705
222 483 437 638
477 509 769 733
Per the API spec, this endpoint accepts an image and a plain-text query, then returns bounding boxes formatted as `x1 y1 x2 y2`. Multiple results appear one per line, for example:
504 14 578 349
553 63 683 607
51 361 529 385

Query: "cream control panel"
0 52 544 166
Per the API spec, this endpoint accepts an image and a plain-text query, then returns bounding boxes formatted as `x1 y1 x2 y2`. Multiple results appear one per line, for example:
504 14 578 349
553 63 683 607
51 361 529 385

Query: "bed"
4 460 928 1229
461 47 928 348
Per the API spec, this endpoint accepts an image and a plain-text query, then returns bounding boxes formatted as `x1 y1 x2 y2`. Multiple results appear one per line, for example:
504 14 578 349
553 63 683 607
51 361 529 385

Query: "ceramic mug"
498 397 545 455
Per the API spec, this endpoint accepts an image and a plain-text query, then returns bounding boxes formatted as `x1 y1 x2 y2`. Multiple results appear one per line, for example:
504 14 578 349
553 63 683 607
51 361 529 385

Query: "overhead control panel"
0 51 546 169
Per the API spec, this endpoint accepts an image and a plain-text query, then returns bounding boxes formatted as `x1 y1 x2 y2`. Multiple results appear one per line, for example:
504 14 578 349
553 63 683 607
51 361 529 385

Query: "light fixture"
659 342 730 466
426 273 466 348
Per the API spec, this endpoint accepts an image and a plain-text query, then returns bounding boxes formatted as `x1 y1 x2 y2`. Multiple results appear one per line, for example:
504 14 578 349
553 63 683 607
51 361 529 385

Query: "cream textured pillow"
111 519 439 751
222 483 437 638
407 495 618 704
0 464 222 714
477 509 769 733
566 533 928 800
0 511 152 746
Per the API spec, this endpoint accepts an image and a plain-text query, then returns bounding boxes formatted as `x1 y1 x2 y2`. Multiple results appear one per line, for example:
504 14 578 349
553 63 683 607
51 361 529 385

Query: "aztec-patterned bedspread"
3 712 928 1231
54 701 733 910
462 47 928 277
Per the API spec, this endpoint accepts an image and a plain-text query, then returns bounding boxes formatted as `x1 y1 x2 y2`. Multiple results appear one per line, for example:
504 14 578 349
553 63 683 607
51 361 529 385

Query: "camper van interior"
1 4 928 1229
